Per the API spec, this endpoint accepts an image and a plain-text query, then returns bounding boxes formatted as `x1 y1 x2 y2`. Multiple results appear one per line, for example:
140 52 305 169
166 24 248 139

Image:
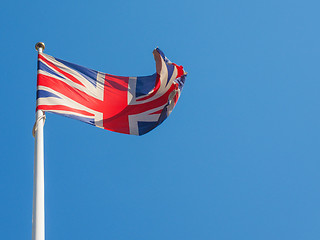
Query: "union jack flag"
36 48 187 135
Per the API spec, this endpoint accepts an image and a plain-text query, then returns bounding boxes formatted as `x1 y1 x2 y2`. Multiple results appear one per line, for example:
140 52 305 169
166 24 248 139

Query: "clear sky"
1 0 320 239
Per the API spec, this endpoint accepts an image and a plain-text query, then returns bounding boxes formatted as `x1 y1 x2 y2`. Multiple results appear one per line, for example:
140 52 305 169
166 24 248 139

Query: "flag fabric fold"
36 48 186 135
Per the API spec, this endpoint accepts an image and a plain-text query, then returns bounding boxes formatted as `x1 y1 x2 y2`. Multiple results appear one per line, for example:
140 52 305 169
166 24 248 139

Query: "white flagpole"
32 42 46 240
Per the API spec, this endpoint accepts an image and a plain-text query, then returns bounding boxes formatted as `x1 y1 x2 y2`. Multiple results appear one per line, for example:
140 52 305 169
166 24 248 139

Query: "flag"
36 48 187 135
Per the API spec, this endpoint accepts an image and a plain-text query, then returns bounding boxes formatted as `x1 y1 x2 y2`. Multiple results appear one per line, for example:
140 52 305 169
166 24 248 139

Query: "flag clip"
32 112 46 137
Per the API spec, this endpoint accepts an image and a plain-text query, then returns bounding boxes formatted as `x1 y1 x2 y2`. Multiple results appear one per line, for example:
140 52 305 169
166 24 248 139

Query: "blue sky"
1 0 320 239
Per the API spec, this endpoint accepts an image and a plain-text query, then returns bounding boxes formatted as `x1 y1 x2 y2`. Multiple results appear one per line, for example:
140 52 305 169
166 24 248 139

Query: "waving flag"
36 48 187 135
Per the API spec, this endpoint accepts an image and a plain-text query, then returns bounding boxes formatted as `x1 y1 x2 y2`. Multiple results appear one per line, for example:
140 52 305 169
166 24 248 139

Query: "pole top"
35 42 45 52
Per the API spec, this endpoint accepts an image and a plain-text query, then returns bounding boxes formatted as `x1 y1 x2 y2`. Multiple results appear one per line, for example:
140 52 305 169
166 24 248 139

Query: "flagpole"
32 42 46 240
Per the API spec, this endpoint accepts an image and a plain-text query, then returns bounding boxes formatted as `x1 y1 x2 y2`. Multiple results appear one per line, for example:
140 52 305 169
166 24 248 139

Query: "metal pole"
32 42 46 240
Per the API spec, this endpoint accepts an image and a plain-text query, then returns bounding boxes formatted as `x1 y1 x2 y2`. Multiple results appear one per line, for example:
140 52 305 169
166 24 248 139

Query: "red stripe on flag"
36 105 95 117
37 74 102 112
39 54 86 87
